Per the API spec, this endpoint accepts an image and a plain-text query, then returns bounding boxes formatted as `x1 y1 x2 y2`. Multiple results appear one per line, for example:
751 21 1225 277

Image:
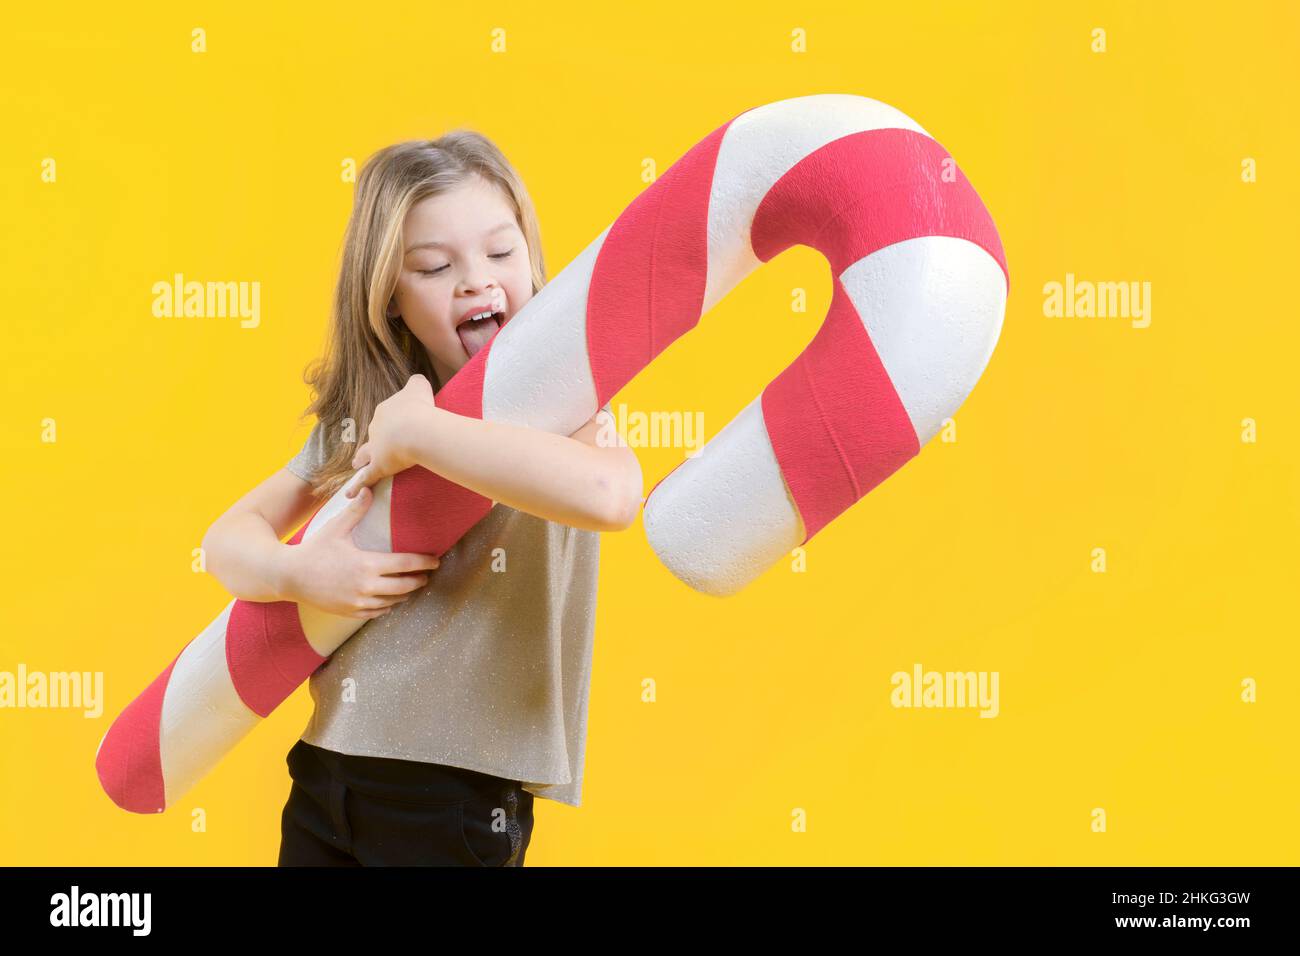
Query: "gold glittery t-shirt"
283 415 604 808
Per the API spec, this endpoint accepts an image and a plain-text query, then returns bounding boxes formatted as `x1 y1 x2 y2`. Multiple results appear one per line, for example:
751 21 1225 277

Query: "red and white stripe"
96 93 1009 813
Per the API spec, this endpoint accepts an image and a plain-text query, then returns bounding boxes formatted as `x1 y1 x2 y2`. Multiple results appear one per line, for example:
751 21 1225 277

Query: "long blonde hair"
293 131 547 499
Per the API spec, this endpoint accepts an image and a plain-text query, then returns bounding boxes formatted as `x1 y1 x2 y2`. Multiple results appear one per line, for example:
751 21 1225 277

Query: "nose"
457 276 504 317
456 266 498 296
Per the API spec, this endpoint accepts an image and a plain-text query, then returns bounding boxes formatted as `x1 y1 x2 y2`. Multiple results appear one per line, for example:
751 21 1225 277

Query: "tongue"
457 315 501 359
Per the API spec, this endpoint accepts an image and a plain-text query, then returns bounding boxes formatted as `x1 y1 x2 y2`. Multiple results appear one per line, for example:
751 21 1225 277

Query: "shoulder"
285 419 329 481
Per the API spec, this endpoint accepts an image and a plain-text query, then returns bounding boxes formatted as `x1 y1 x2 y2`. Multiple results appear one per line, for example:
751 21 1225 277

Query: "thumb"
408 373 434 402
335 482 373 533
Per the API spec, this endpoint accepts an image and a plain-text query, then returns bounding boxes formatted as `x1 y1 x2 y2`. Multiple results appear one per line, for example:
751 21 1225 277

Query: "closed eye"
418 250 514 277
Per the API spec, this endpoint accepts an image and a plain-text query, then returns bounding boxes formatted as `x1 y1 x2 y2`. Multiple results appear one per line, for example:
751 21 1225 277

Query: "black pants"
277 739 535 866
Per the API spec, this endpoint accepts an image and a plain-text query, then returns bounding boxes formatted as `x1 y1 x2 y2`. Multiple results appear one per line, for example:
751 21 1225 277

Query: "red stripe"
95 651 181 814
96 507 328 812
226 598 328 718
751 128 1009 285
96 107 1009 815
225 501 330 717
760 279 918 541
751 128 1008 542
391 114 736 553
585 118 734 405
391 337 494 555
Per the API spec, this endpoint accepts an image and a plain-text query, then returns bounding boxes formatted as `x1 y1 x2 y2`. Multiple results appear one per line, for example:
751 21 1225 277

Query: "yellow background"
2 0 1297 865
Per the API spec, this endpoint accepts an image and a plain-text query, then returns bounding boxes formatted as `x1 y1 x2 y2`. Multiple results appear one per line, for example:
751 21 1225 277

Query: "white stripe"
158 602 260 809
134 94 1007 812
158 475 402 805
703 93 933 314
480 226 613 434
296 474 396 654
643 396 803 596
839 236 1007 446
640 95 943 595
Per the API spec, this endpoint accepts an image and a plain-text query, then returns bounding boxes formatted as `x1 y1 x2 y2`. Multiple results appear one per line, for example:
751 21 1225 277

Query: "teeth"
465 310 495 324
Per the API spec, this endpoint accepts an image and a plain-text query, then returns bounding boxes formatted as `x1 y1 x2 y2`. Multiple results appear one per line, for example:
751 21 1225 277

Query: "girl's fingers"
344 469 367 498
367 573 431 596
325 484 371 535
375 552 441 574
357 593 410 610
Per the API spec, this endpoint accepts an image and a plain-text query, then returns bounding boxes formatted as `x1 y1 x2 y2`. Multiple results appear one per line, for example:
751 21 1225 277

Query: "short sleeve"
285 420 327 482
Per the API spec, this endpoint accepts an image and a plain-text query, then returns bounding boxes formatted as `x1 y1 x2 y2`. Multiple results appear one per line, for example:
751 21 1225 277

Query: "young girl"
200 130 642 866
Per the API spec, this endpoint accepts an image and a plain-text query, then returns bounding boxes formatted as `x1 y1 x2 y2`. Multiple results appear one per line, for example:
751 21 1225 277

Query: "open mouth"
455 311 505 360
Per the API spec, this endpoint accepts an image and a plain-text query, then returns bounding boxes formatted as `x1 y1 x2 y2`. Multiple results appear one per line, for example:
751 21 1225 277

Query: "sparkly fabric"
283 415 604 808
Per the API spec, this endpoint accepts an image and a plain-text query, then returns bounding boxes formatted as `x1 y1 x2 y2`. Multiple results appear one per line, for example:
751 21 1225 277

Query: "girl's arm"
203 467 324 603
204 465 439 617
402 405 642 533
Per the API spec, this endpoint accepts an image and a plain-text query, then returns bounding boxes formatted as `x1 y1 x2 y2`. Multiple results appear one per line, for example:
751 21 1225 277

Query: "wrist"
271 543 301 604
402 405 445 470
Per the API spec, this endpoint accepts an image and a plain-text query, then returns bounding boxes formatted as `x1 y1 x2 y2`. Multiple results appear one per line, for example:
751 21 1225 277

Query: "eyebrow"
405 220 516 254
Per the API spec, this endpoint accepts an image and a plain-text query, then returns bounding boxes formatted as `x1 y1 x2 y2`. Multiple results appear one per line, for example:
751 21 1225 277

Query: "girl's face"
387 175 534 389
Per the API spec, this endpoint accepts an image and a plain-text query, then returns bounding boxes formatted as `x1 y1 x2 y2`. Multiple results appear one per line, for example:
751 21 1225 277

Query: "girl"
200 130 642 866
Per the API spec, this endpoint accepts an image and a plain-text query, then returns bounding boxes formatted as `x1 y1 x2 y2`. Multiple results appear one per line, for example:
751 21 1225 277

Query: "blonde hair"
293 130 546 500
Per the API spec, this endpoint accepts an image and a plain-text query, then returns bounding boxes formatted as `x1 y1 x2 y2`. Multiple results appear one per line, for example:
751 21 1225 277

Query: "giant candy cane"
96 94 1009 813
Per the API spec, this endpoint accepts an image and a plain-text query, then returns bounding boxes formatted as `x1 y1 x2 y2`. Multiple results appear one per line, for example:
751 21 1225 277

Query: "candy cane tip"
95 726 168 815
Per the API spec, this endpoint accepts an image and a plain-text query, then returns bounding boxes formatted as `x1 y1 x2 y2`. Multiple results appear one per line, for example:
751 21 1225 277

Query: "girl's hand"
280 484 441 619
345 373 437 498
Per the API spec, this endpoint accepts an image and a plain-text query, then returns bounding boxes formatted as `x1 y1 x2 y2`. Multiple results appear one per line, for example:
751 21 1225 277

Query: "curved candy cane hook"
95 93 1009 813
